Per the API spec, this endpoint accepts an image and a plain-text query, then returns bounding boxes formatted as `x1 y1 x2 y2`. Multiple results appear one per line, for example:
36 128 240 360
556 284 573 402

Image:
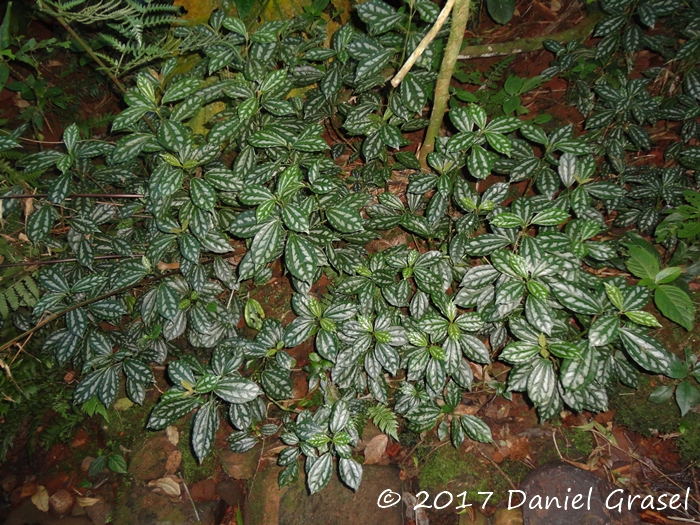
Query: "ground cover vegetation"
0 0 699 497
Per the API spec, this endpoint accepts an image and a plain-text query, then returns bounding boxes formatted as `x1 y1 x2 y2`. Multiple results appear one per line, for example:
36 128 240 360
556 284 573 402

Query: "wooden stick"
391 0 457 88
457 12 603 60
419 0 471 170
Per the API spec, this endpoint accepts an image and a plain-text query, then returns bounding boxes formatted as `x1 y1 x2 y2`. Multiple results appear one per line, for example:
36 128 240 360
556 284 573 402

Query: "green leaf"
285 233 318 283
589 315 619 346
190 178 216 211
676 380 700 416
460 414 492 442
624 310 662 328
215 377 262 404
619 327 674 374
108 454 128 474
27 206 55 243
550 282 602 315
339 457 362 491
192 400 220 462
307 453 333 494
655 285 695 330
327 206 363 233
531 208 569 226
649 385 675 404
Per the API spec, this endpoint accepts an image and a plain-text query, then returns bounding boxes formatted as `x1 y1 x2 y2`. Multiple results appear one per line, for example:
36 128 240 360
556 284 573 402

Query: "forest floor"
1 1 699 524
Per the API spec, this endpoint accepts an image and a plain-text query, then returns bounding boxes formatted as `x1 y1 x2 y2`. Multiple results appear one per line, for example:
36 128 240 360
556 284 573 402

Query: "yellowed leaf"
113 397 134 411
31 485 49 512
77 497 100 507
172 0 222 24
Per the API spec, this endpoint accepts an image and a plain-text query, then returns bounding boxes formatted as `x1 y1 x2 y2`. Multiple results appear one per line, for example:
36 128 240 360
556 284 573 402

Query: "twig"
474 443 516 490
419 0 471 170
456 12 603 60
180 477 201 523
391 0 457 88
0 254 145 269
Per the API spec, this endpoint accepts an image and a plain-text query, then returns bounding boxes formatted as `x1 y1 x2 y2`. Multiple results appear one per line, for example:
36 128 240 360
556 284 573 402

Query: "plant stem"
53 15 127 94
419 0 470 170
457 12 603 60
391 0 456 88
50 14 157 133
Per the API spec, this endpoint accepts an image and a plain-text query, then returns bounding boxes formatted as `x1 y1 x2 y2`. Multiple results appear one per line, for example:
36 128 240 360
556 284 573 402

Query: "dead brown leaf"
148 476 181 497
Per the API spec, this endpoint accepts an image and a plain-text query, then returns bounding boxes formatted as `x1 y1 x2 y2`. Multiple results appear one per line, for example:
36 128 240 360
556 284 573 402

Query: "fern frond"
367 403 400 441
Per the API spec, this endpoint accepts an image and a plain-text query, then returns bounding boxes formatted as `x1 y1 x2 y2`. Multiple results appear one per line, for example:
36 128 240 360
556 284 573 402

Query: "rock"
189 479 218 502
492 508 523 525
247 467 284 525
83 497 109 525
218 447 260 480
49 489 74 516
217 480 246 508
275 465 403 525
2 474 18 493
128 437 178 481
5 499 93 525
519 462 641 525
165 450 182 475
113 485 224 525
459 508 489 525
363 434 388 465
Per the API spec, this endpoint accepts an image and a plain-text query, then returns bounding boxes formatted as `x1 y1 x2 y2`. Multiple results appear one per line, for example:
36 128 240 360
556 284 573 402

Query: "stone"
128 436 178 481
275 465 403 525
218 446 260 480
492 509 523 525
189 478 218 502
247 466 284 525
84 497 109 525
113 485 224 525
2 474 18 493
49 489 74 516
459 508 489 525
519 462 641 525
216 479 246 508
5 499 93 525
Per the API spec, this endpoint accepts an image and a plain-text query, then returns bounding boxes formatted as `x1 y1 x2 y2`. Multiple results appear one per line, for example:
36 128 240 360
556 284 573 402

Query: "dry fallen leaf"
550 0 562 11
364 434 388 465
31 485 49 512
77 497 100 507
148 476 181 497
165 425 179 446
165 450 182 475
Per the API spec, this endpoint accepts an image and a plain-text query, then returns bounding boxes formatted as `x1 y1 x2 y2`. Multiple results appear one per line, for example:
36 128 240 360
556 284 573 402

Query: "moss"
678 413 700 463
418 446 531 504
609 375 681 437
178 421 218 483
419 446 480 491
103 400 152 446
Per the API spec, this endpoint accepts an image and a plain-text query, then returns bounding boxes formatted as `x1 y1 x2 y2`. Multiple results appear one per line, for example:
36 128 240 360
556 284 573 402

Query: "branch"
457 12 603 60
0 193 144 200
391 0 457 88
419 0 471 170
